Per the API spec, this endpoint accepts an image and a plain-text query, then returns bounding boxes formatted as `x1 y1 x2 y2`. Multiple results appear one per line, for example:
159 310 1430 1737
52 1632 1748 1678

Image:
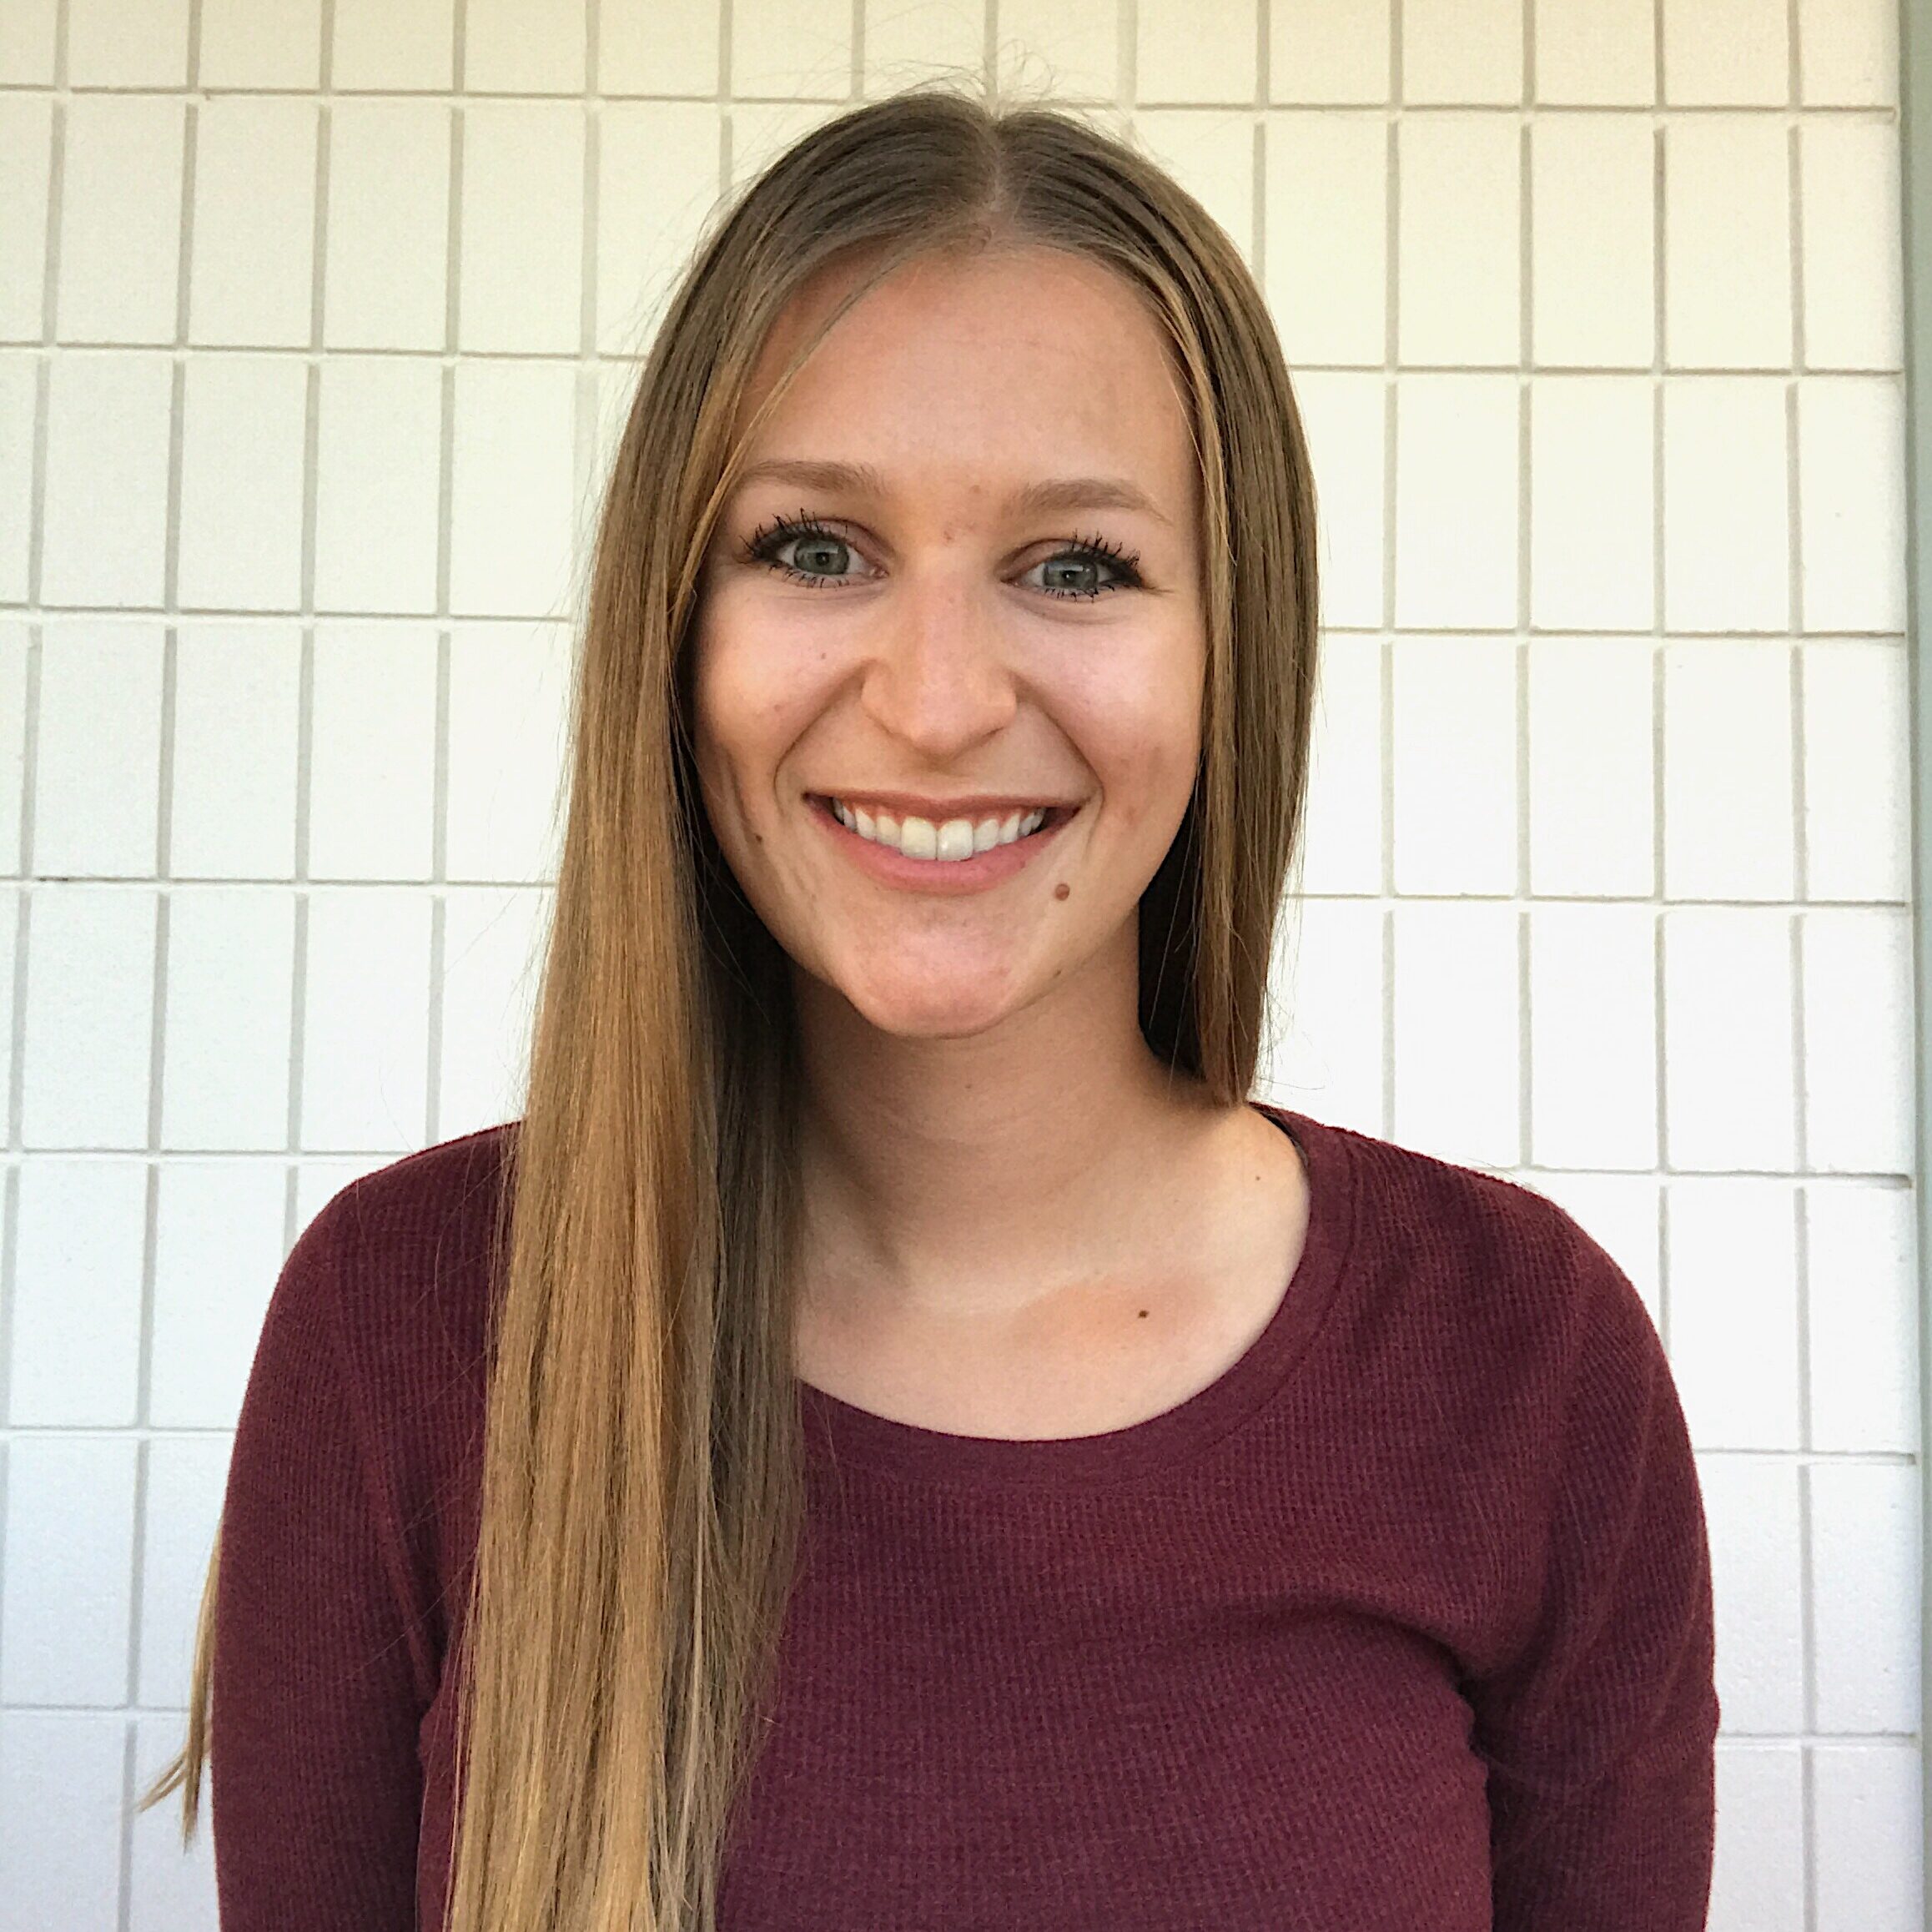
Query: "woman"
148 86 1718 1931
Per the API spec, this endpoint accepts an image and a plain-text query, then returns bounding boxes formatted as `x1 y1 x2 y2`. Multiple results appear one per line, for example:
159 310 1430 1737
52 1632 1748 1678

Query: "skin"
690 241 1308 1436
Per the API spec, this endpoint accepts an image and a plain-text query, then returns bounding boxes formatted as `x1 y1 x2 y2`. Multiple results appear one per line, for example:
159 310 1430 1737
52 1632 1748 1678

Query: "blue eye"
742 514 1145 598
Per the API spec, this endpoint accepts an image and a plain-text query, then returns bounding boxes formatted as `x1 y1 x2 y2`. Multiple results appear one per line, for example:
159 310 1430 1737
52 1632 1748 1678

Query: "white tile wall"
1 2 1918 1925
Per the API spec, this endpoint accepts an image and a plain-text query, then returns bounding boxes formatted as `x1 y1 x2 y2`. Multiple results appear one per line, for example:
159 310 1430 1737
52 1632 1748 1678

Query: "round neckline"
796 1102 1357 1489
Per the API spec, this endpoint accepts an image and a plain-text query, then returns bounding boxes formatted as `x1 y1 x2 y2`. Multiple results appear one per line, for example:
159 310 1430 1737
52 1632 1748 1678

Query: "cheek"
690 602 816 808
1054 624 1205 823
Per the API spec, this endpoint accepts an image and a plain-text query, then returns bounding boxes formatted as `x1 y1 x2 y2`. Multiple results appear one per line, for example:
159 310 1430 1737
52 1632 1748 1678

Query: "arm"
1472 1245 1721 1930
209 1194 432 1930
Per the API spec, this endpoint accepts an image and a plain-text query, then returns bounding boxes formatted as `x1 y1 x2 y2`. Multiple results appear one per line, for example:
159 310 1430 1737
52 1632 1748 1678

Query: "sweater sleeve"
1471 1236 1721 1930
210 1190 432 1931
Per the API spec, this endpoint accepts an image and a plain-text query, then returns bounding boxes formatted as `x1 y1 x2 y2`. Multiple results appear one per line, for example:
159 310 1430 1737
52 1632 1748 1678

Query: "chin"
821 956 1029 1041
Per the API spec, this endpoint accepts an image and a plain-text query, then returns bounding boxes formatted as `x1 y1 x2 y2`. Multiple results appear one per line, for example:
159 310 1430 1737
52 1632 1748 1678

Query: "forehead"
731 244 1198 507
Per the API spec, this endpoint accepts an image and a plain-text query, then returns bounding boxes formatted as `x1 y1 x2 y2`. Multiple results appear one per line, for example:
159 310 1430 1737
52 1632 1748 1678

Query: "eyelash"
741 511 1145 601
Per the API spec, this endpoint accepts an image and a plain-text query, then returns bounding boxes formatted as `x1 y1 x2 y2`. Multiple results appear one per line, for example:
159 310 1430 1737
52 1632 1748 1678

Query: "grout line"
1517 0 1533 1171
3 86 1911 115
0 342 1910 376
115 1713 137 1932
1381 0 1401 1145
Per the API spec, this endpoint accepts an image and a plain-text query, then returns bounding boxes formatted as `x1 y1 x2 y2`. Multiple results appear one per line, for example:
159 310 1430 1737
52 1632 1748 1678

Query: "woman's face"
690 242 1206 1040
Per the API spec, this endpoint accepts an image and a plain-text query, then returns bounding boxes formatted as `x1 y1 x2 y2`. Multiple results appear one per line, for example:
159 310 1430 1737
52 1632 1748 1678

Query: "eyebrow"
730 457 1172 526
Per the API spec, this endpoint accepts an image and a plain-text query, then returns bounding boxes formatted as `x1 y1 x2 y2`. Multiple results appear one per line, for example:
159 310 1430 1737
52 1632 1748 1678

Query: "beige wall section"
0 0 1918 1925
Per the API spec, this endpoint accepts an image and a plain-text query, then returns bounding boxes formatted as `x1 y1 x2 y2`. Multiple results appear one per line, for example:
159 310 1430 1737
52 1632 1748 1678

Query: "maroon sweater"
209 1104 1718 1929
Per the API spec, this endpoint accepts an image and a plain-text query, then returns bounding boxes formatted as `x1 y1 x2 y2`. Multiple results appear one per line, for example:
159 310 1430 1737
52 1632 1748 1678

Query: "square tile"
1661 907 1794 1171
0 1713 128 1930
1270 0 1390 103
596 102 722 356
448 360 580 618
1529 903 1657 1170
1802 641 1910 902
32 620 164 879
1798 377 1907 633
10 1159 147 1423
307 623 438 880
299 888 432 1151
464 0 584 93
0 0 58 83
187 99 318 349
458 101 585 355
0 1436 138 1703
1806 1180 1918 1454
1695 1452 1804 1730
1396 113 1519 364
1709 1743 1804 1932
1390 634 1516 893
1666 1176 1800 1448
134 1435 231 1708
1800 122 1904 371
0 357 35 603
1393 375 1519 628
39 353 174 609
603 0 721 93
22 887 157 1151
1801 907 1912 1175
1296 631 1382 894
57 97 185 345
1290 373 1385 626
1813 1743 1924 1931
149 1158 287 1428
314 356 443 615
1530 114 1654 367
1533 0 1655 104
438 886 548 1137
332 0 453 88
0 98 53 342
1662 0 1787 104
1391 899 1520 1169
1809 1462 1919 1732
1798 0 1896 106
169 622 301 879
177 355 308 612
1527 638 1655 898
1402 0 1521 102
445 622 571 882
1138 0 1256 102
1259 896 1386 1134
736 0 857 99
1265 113 1387 366
1662 377 1789 632
323 100 451 351
160 888 296 1150
1529 376 1653 630
1661 640 1795 902
199 0 321 88
1664 118 1792 370
68 0 189 85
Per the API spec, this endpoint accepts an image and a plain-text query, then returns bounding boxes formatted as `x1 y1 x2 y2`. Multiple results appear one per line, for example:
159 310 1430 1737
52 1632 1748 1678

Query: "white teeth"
828 799 1051 862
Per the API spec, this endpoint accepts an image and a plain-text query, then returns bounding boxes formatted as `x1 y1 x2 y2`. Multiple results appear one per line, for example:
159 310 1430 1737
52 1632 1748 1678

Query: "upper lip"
812 790 1074 819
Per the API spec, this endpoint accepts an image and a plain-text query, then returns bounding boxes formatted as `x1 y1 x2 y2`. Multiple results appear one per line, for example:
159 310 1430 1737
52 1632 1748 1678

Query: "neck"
790 922 1227 1325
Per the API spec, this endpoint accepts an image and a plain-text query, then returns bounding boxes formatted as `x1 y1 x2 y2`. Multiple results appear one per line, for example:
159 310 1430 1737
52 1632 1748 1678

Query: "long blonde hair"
142 83 1321 1929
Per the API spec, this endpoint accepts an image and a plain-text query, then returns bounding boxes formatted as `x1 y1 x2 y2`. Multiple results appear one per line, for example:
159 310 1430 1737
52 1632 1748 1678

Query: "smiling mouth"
808 794 1072 863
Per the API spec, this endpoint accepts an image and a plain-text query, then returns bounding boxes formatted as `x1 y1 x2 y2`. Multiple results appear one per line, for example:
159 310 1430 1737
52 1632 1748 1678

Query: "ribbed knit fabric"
209 1104 1718 1930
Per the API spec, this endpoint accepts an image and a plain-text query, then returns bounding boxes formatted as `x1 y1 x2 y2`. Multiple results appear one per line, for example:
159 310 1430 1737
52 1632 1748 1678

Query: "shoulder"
274 1120 519 1400
1271 1105 1662 1412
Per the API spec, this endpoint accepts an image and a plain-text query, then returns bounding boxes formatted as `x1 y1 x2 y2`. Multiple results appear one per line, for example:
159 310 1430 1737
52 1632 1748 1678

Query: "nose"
858 566 1018 762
